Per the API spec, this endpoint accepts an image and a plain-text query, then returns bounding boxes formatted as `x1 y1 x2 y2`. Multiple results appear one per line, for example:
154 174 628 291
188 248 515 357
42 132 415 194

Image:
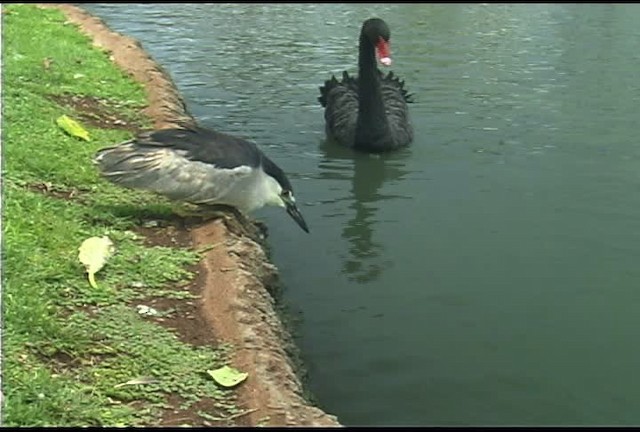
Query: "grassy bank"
2 4 238 426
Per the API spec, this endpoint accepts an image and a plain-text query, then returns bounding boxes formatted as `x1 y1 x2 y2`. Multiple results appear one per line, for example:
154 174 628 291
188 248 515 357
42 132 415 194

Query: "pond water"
82 3 640 425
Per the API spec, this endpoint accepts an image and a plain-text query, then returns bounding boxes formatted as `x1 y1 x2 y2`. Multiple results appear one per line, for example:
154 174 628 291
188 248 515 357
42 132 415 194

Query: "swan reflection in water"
319 140 410 284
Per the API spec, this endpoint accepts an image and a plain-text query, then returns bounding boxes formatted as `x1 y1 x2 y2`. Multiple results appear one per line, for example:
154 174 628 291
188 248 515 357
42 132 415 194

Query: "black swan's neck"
356 34 390 149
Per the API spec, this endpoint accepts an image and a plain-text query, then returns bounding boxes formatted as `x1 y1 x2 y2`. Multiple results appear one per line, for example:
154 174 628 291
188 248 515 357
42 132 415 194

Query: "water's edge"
41 3 341 426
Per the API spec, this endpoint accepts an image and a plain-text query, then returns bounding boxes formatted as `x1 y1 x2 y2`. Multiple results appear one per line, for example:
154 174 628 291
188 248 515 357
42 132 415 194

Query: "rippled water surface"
82 4 640 425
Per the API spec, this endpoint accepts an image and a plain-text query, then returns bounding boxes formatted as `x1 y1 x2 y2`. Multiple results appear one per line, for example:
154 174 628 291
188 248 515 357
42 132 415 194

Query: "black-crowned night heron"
318 17 414 152
93 125 310 233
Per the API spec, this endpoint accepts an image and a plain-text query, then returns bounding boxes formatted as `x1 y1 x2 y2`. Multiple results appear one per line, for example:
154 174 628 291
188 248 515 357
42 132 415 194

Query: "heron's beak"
283 196 310 233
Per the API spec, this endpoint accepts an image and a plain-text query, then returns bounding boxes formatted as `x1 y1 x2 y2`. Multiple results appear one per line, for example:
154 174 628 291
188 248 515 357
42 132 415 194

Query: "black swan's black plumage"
318 18 414 152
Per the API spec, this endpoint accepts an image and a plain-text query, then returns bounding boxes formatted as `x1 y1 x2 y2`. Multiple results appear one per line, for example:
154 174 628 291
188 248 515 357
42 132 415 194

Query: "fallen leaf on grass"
113 376 158 388
136 304 159 316
78 236 115 289
56 114 90 141
207 365 248 388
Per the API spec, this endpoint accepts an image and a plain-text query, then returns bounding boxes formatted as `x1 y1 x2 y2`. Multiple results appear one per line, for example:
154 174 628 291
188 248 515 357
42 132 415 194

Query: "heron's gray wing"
94 142 253 204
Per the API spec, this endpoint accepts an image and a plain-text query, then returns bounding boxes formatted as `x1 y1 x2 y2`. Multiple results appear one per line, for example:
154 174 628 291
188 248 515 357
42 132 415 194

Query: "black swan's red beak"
376 37 392 66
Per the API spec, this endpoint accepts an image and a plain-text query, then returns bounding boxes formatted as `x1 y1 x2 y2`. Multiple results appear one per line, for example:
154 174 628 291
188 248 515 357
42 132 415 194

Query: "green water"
83 3 640 425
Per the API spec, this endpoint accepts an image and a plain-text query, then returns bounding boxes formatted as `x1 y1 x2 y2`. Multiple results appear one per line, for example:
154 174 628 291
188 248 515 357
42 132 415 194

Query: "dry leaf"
114 376 158 388
78 236 115 288
207 365 248 388
136 305 159 316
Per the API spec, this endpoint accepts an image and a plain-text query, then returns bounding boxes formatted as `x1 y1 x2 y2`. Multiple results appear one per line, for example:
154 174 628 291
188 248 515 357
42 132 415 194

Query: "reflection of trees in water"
320 140 410 284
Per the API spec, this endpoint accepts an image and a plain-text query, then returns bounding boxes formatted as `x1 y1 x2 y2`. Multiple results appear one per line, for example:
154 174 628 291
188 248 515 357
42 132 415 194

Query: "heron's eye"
282 190 291 198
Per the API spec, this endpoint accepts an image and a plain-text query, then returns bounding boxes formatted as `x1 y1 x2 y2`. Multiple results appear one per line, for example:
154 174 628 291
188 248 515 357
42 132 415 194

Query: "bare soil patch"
48 93 145 133
27 181 84 200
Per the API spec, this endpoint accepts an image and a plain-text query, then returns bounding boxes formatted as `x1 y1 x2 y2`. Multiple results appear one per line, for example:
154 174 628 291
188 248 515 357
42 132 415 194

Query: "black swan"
318 17 414 152
93 125 309 233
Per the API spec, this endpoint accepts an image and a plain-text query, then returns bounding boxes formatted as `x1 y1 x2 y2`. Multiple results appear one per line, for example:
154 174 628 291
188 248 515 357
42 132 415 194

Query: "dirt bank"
40 4 340 427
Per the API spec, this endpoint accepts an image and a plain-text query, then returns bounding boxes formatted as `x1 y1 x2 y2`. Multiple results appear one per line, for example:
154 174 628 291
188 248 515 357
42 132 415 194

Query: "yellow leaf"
113 376 158 388
56 114 90 141
207 365 248 388
78 236 115 289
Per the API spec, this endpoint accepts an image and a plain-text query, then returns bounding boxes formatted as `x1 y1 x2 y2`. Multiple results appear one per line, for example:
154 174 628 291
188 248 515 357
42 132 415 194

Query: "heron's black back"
136 126 263 169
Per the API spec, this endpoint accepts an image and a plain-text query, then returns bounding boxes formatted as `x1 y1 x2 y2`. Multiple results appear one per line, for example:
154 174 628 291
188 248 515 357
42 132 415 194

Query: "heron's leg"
173 204 216 220
196 204 268 241
252 219 269 237
192 204 251 225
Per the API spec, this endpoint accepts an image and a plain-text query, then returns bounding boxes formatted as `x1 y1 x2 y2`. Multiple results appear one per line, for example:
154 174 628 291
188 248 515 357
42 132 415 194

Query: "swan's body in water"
318 18 414 152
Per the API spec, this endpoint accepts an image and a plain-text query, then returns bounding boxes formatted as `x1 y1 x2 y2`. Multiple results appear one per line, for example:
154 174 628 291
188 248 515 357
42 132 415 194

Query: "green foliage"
2 4 236 426
2 4 147 188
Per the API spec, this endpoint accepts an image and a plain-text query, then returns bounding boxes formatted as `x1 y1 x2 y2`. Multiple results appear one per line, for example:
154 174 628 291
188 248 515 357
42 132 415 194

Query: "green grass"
2 4 237 426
